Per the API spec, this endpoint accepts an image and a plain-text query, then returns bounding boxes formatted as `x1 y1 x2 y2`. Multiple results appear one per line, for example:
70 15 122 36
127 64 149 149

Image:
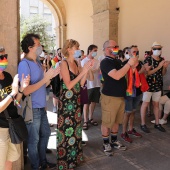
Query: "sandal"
83 122 88 130
89 119 98 126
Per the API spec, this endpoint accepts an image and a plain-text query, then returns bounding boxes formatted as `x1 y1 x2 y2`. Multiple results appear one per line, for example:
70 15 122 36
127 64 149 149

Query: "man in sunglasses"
100 40 137 156
140 42 169 133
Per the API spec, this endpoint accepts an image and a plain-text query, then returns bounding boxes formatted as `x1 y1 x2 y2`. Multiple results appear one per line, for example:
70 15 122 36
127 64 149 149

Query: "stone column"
91 0 119 56
0 0 23 169
0 0 20 77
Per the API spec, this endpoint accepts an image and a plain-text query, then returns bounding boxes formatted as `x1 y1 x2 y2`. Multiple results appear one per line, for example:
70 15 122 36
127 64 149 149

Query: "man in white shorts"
140 42 169 133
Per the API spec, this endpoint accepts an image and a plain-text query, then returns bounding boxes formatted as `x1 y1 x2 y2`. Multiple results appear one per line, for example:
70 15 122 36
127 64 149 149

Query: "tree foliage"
20 15 54 51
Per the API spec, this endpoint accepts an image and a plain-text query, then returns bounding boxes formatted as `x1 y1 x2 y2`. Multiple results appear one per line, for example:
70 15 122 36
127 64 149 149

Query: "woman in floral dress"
57 39 93 170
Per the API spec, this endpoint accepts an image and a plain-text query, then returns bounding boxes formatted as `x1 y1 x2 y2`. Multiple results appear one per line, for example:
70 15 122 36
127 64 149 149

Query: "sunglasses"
152 48 162 51
133 51 139 55
0 54 8 60
107 46 119 49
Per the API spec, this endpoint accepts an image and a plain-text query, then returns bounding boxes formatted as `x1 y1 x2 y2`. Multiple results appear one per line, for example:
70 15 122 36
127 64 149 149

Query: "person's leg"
152 91 165 132
122 113 131 134
141 101 150 125
5 161 12 170
83 104 89 130
39 109 51 167
89 102 96 120
162 99 170 120
52 97 58 113
27 109 41 169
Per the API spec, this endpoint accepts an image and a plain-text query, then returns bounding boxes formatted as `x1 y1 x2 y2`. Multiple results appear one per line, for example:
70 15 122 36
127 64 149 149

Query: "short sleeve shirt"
0 72 18 128
18 58 46 108
144 56 163 92
100 56 127 97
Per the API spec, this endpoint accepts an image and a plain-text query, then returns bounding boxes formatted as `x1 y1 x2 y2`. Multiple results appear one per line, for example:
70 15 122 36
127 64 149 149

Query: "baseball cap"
152 41 162 48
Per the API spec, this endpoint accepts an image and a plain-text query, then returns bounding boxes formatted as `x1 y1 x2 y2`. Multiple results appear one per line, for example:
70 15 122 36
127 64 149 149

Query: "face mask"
0 55 8 71
74 50 81 58
36 46 43 57
125 54 130 59
111 48 119 56
152 50 161 56
92 52 97 57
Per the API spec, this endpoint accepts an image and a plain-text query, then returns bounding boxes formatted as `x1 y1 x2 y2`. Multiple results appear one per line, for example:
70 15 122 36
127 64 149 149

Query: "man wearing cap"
140 41 169 133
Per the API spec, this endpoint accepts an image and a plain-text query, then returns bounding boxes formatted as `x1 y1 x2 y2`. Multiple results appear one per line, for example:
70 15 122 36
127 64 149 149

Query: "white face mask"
125 54 130 59
152 50 161 56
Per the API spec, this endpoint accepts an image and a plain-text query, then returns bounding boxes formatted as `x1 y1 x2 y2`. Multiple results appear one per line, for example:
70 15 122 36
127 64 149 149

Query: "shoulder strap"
64 60 69 70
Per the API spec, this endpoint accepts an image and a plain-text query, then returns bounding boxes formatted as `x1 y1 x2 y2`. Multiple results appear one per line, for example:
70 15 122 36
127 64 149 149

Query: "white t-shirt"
98 55 105 62
81 57 101 89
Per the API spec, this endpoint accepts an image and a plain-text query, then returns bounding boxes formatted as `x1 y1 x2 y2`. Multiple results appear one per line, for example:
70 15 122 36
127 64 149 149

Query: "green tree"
20 15 52 51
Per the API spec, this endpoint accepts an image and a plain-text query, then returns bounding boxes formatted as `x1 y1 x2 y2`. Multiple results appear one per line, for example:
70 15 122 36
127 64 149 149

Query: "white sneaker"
151 119 161 124
103 143 112 156
159 119 167 125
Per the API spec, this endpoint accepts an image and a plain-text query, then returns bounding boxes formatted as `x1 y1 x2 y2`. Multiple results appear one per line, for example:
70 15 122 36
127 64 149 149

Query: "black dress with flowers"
57 60 83 170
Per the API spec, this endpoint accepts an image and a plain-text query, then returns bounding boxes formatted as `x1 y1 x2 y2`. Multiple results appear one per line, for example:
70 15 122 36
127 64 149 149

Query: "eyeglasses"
0 54 8 60
107 46 119 49
152 48 162 51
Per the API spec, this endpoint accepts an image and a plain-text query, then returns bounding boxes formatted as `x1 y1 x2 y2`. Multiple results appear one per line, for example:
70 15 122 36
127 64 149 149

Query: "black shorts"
87 87 101 103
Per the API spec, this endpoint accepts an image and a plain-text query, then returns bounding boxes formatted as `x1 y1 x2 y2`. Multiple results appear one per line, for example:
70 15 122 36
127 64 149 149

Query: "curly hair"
21 33 40 54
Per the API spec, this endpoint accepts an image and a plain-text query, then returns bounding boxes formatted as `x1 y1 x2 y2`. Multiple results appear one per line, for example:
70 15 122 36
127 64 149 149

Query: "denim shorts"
125 95 141 112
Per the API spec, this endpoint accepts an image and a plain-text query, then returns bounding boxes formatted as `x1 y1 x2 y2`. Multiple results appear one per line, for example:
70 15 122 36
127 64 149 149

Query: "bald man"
100 40 137 156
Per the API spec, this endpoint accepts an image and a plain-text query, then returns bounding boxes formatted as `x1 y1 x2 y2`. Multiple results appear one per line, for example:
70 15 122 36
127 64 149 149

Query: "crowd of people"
0 33 169 170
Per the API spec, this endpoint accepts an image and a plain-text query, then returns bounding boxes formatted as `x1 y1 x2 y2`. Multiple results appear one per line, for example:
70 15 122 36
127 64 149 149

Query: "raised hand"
11 74 19 96
82 60 94 75
44 66 60 81
20 74 30 92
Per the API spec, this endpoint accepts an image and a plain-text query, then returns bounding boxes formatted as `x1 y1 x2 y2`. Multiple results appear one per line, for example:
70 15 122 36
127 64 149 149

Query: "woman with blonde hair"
57 39 94 170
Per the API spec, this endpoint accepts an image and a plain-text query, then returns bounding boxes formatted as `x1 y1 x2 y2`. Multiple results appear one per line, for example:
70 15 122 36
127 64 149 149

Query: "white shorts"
159 95 170 113
0 128 20 170
142 91 161 102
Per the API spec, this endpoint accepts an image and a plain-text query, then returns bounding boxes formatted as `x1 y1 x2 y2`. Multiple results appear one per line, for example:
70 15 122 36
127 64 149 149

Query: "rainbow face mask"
111 48 119 55
0 54 8 71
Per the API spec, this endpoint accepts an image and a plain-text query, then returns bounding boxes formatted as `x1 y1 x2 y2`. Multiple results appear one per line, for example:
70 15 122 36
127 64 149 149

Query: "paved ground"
25 93 170 170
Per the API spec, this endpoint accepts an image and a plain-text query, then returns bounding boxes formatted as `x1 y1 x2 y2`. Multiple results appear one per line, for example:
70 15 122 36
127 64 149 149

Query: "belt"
32 108 45 111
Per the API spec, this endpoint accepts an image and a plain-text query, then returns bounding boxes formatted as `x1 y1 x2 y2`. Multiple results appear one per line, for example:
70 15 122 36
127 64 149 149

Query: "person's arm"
0 74 19 113
162 61 169 76
61 60 92 90
145 58 165 76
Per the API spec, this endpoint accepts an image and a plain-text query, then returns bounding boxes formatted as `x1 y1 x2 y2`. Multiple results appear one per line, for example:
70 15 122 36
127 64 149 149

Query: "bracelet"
18 89 23 94
8 94 15 101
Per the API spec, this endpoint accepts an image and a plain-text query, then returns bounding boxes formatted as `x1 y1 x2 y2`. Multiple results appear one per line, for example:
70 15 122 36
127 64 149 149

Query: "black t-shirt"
144 56 163 92
100 56 127 97
0 72 18 128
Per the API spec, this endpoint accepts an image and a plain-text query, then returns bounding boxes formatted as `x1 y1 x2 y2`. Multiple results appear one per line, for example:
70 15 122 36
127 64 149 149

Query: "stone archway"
41 0 67 48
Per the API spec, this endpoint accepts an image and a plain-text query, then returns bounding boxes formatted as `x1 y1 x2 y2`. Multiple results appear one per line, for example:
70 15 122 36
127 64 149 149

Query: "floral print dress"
57 61 83 170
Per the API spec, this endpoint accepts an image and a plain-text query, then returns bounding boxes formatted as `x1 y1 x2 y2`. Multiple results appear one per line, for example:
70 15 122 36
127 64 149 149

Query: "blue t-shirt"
18 58 46 108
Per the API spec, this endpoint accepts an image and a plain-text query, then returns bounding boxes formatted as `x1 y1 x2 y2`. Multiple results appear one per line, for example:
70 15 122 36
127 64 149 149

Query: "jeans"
26 108 51 170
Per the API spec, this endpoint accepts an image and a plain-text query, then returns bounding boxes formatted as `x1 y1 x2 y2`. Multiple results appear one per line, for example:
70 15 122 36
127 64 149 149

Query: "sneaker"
151 119 161 124
40 162 56 169
111 140 127 151
46 148 52 154
53 106 57 113
82 141 86 146
140 124 150 133
159 119 167 125
128 128 142 137
121 132 132 143
103 143 113 156
154 124 166 132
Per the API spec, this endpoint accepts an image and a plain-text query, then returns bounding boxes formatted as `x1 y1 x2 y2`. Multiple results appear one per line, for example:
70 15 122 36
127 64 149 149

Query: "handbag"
19 94 33 123
4 110 28 144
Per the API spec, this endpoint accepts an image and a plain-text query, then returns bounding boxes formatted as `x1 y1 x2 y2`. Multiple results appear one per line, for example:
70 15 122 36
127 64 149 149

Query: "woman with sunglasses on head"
0 46 30 170
57 39 94 170
140 42 169 133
